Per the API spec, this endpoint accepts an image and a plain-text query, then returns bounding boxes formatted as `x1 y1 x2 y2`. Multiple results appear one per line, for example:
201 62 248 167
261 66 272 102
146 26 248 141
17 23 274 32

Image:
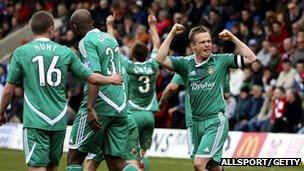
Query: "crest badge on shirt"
207 66 215 74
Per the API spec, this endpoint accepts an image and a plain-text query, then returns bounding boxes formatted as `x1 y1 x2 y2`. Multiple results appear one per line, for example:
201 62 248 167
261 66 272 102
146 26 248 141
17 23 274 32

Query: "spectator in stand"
188 0 206 26
235 85 264 131
262 67 276 90
269 21 289 53
91 0 111 28
200 8 224 36
135 24 149 44
232 87 252 131
156 10 171 36
293 59 304 99
251 60 264 86
271 87 287 132
267 45 282 77
248 86 274 132
284 89 303 133
276 59 297 89
291 34 304 67
257 40 272 66
282 38 295 60
291 22 301 45
252 22 264 47
287 1 303 23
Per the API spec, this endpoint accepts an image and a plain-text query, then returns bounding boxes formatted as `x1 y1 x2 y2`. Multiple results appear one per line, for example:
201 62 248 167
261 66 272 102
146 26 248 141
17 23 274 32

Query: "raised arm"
156 23 185 70
106 14 115 37
219 29 257 65
148 14 160 49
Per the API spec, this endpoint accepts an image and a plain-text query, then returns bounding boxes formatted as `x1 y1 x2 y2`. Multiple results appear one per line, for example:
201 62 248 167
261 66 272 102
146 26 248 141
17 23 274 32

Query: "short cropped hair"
132 42 149 62
30 11 54 35
188 26 210 43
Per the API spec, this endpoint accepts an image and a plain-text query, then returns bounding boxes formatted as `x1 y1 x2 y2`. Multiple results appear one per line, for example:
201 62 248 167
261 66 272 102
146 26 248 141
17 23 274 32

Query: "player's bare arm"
0 83 16 126
148 13 161 49
87 73 123 85
159 82 179 108
156 23 185 70
219 29 257 65
87 83 101 132
106 13 116 37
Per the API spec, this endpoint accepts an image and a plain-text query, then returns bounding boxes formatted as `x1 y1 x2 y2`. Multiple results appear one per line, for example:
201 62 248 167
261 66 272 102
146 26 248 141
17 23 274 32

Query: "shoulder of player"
211 53 234 58
13 43 30 57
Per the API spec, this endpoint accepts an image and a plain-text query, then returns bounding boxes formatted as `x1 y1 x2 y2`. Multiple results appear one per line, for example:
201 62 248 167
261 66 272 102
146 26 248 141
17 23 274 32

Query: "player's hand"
87 109 102 132
110 73 123 85
106 13 116 27
0 113 7 126
170 23 185 35
219 29 235 41
148 14 157 26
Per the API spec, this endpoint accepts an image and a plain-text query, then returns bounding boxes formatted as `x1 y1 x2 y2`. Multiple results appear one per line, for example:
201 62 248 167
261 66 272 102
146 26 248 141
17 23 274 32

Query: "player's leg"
193 112 228 171
191 121 208 171
103 116 139 171
124 115 141 169
47 130 66 171
66 111 103 171
132 111 154 171
23 128 50 171
83 152 103 171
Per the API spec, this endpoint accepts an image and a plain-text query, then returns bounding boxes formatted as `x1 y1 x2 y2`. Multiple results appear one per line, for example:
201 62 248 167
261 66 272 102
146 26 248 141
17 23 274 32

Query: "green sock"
66 164 83 171
122 164 139 171
143 156 150 171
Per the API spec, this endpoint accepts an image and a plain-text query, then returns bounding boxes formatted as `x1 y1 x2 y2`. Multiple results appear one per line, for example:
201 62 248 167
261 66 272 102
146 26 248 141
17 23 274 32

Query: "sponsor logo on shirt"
84 60 91 68
191 81 215 91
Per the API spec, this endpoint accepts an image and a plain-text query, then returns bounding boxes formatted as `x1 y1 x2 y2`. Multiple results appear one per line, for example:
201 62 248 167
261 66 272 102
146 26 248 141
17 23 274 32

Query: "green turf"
0 149 303 171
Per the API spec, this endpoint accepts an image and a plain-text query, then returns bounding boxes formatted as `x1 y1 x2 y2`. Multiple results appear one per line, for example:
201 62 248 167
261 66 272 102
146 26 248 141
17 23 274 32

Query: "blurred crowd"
1 0 304 133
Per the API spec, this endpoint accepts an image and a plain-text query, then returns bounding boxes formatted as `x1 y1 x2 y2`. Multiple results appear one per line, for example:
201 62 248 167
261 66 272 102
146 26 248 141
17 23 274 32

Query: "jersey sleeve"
120 55 130 69
80 39 101 72
171 73 184 85
6 50 23 85
69 51 93 80
221 53 246 69
223 74 230 93
169 56 188 77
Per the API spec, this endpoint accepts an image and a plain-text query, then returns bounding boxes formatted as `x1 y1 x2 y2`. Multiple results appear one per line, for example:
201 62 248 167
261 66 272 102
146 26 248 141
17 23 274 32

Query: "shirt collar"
87 28 100 34
34 37 50 42
194 53 212 67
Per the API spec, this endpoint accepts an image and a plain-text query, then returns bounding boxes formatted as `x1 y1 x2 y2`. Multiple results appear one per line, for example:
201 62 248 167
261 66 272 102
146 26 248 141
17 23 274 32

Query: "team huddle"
0 8 256 171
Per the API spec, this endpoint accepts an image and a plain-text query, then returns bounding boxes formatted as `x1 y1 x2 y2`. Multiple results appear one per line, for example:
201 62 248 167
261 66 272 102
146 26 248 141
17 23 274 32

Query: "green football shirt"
171 72 230 127
6 38 92 130
170 53 239 120
122 50 159 112
78 29 127 117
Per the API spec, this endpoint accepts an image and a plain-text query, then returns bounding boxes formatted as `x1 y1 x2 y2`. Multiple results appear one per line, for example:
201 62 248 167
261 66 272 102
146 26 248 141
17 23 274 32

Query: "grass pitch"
0 149 303 171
